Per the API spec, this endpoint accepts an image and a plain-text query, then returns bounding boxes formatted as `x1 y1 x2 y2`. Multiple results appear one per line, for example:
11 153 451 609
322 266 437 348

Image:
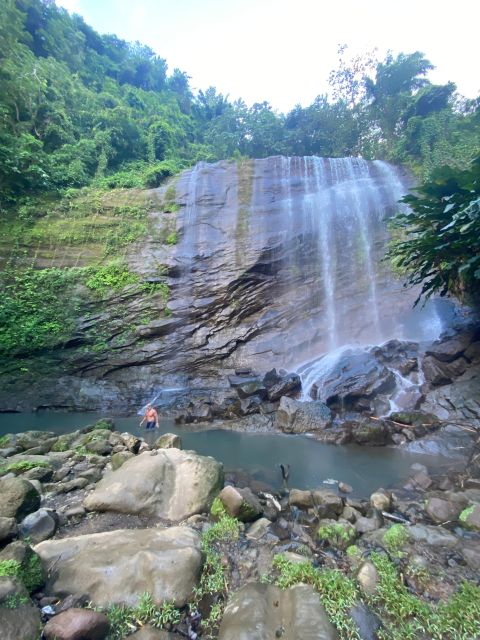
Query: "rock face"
0 156 445 413
218 582 338 639
84 450 223 520
34 527 202 607
0 576 42 640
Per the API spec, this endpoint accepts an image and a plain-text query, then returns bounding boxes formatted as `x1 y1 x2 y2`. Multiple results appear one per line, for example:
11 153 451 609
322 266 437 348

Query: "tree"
387 157 480 305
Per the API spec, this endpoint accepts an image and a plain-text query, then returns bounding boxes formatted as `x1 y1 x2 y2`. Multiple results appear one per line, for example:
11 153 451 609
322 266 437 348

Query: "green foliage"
318 522 357 549
387 157 480 305
0 267 82 357
383 524 410 555
85 262 139 295
210 496 228 519
95 593 181 640
0 460 50 476
459 505 475 523
0 553 44 594
0 435 12 448
272 555 360 639
0 593 30 609
370 552 480 640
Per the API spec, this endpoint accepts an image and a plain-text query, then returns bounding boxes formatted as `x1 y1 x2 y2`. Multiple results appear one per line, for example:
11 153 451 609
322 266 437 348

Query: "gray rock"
35 527 202 607
0 477 40 521
289 489 313 510
219 485 262 522
154 433 182 449
126 627 176 639
218 582 338 639
0 516 18 545
356 561 379 597
408 524 458 548
370 490 391 512
348 601 382 640
85 450 223 521
425 497 464 524
422 355 469 386
277 396 332 433
19 508 58 544
0 541 45 592
111 451 135 470
246 517 272 540
85 439 112 456
312 490 343 519
460 542 480 570
355 514 383 534
267 373 301 401
0 576 41 640
43 608 110 640
78 467 103 483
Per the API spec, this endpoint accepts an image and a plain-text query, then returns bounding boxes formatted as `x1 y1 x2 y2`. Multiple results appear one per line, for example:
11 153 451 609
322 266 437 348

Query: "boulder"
425 497 464 524
289 489 313 510
235 379 267 400
370 490 391 512
0 576 41 640
459 503 480 531
350 418 391 446
0 541 45 592
246 517 272 540
422 355 469 386
111 451 135 470
43 608 110 640
0 477 40 521
35 527 202 607
154 433 182 449
408 524 458 548
318 351 395 410
19 508 58 544
218 582 338 639
218 485 262 522
312 490 343 519
84 450 223 521
126 629 176 640
267 373 301 401
277 397 332 433
0 516 18 545
425 332 475 362
357 561 379 597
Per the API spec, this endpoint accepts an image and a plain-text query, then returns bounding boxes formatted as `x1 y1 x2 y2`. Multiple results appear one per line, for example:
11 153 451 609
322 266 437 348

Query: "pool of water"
0 412 461 496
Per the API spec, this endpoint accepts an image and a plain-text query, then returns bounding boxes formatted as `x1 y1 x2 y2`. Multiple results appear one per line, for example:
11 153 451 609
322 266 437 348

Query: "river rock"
219 485 262 522
0 477 41 521
19 508 58 543
246 517 272 540
312 490 344 518
349 417 391 445
0 576 41 640
370 489 391 512
289 489 313 510
35 527 202 607
422 355 469 386
0 516 18 544
408 524 458 548
277 397 332 433
43 608 110 640
218 582 338 639
460 503 480 531
425 497 464 523
84 449 223 520
126 628 176 639
357 561 379 597
110 451 134 470
154 433 182 449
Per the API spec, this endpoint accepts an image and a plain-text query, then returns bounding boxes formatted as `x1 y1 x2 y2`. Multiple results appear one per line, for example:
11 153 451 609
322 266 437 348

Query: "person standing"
140 404 159 430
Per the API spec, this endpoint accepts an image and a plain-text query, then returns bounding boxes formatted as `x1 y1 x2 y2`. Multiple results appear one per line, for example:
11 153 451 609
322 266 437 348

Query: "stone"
277 396 332 433
338 482 353 494
43 608 110 640
288 489 313 510
235 379 267 400
218 582 338 639
459 503 480 531
355 514 383 534
0 576 41 640
111 451 135 470
350 418 391 445
312 490 344 519
84 450 223 521
319 351 395 411
85 439 112 456
246 517 272 540
357 561 380 597
35 527 202 607
425 497 463 524
370 490 391 512
218 485 262 522
78 467 103 483
318 519 357 549
460 542 480 570
408 524 458 548
126 629 176 639
0 541 45 592
267 373 301 401
425 333 474 362
348 602 382 640
409 471 432 491
0 516 18 545
154 433 182 449
0 477 41 521
19 508 58 544
422 355 469 386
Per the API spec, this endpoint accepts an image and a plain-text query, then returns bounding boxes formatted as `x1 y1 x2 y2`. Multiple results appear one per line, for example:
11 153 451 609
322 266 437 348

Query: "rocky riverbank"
1 417 479 640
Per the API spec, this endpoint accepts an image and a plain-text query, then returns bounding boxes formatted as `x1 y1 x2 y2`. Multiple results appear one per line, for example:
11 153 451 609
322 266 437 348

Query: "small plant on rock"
383 524 410 556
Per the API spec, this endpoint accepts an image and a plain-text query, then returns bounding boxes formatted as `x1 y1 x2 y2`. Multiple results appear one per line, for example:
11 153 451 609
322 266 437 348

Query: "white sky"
56 0 479 113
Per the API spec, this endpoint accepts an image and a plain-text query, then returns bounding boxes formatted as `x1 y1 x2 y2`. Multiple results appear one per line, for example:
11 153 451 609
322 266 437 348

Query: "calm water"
0 412 459 496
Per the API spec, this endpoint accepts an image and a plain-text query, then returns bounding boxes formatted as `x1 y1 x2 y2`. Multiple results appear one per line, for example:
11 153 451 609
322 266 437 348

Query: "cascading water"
170 155 451 384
